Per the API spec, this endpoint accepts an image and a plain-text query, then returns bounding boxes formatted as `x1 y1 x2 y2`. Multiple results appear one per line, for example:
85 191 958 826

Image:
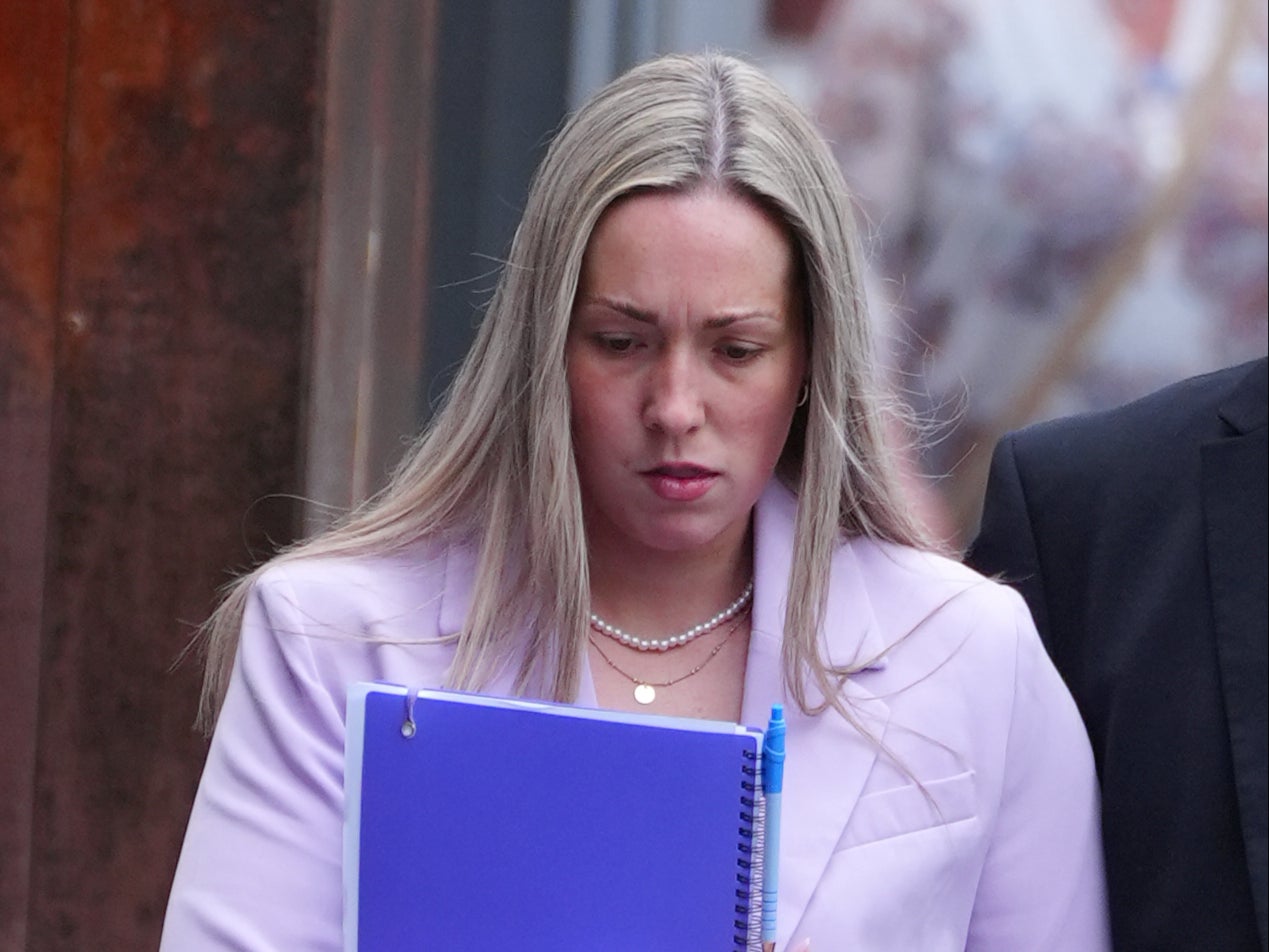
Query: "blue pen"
761 704 786 952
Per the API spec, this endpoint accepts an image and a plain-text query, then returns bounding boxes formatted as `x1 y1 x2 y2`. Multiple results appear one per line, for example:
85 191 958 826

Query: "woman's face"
566 188 806 566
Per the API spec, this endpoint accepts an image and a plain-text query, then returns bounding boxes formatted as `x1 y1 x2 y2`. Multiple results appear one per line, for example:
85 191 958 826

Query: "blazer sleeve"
966 594 1110 950
160 569 347 952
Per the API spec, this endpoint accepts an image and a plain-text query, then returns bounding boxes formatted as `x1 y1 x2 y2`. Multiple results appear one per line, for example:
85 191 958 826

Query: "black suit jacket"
969 358 1267 952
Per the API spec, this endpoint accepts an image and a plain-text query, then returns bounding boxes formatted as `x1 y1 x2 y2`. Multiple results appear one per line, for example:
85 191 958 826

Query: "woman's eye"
597 334 637 354
720 342 761 362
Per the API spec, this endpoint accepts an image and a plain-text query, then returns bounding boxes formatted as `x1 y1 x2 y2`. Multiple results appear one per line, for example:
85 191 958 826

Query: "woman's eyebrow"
581 295 780 328
703 311 778 329
580 297 658 324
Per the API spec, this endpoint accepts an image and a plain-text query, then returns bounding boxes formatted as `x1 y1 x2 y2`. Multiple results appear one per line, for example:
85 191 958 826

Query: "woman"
161 53 1108 950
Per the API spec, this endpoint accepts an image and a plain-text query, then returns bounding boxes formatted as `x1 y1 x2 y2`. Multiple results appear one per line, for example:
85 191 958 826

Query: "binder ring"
401 688 419 738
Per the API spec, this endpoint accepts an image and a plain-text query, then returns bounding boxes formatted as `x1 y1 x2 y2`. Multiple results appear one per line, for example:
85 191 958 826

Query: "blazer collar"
743 482 893 949
436 540 527 698
438 538 476 638
438 540 607 704
747 481 892 680
1217 357 1268 435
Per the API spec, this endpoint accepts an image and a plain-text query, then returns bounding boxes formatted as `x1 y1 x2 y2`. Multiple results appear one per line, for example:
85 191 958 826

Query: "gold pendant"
634 683 656 705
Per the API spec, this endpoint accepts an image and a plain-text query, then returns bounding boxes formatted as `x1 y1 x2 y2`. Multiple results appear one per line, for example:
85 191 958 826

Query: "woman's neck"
585 532 754 642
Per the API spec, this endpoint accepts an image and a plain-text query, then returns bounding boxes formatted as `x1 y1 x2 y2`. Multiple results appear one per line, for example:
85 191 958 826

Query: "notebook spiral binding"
738 748 766 951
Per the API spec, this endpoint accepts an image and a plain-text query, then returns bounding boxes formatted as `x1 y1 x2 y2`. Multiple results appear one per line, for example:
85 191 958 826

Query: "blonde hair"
194 51 934 732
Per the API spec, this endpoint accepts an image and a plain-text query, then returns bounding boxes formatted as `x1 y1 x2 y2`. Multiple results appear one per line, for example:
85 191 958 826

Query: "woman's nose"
642 352 705 435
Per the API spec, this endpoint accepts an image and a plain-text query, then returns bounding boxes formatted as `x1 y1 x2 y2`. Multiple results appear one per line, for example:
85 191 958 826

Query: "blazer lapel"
436 540 525 697
1202 360 1268 950
746 484 892 949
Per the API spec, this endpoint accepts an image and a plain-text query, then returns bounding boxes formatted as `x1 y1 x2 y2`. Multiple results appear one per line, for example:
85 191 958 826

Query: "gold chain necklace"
587 605 750 705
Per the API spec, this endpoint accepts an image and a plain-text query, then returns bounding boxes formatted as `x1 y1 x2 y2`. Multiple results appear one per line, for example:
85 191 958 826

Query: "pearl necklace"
588 580 754 652
589 606 751 705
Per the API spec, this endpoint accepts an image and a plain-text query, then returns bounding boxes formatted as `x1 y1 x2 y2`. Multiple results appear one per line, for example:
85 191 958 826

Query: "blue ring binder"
344 682 770 952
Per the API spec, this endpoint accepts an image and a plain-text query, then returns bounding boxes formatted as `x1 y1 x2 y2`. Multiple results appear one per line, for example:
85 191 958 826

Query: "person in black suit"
969 357 1267 952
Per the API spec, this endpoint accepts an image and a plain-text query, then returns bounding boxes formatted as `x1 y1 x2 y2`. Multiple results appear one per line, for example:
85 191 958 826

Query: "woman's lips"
642 464 718 502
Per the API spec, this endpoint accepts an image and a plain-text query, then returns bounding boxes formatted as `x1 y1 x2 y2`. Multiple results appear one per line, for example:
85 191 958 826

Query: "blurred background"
0 0 1263 948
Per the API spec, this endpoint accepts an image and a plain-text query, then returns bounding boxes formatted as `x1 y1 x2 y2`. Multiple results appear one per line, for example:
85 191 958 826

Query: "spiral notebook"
344 683 767 952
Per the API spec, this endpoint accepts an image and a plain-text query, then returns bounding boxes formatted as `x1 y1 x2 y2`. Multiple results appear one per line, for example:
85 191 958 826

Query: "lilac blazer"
161 483 1109 950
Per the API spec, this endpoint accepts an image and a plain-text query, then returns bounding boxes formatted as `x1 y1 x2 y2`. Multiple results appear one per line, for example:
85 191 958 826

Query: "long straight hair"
194 52 935 732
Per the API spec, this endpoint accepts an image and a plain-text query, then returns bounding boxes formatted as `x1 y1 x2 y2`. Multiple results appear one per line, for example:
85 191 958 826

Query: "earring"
796 383 810 407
